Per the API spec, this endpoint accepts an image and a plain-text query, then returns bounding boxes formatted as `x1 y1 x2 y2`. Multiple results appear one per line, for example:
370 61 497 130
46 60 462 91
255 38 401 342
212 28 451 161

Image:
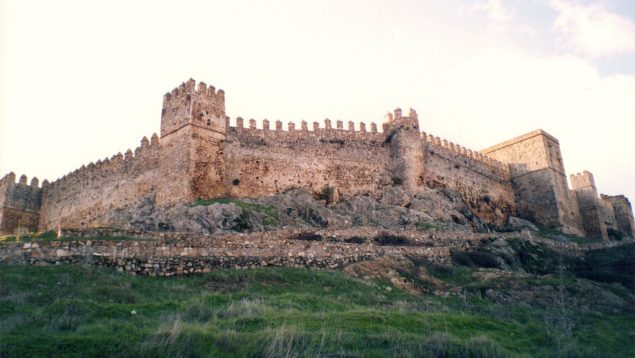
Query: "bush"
374 233 410 246
289 232 323 241
391 176 403 186
319 185 335 203
344 236 367 244
451 249 500 268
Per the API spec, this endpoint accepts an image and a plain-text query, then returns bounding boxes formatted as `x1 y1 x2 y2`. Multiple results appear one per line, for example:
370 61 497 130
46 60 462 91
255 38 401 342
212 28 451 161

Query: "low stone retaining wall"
1 227 631 276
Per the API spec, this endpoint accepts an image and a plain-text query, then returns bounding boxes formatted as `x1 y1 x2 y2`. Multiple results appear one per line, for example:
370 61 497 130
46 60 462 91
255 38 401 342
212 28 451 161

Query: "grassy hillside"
1 261 633 358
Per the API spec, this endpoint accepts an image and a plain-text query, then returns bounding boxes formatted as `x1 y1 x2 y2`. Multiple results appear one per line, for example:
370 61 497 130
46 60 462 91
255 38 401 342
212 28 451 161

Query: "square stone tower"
482 130 584 235
600 194 635 238
156 79 228 206
570 171 608 240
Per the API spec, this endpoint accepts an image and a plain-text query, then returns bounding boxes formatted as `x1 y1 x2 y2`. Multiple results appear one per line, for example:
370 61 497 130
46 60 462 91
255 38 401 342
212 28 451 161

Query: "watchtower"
384 108 425 193
157 79 228 206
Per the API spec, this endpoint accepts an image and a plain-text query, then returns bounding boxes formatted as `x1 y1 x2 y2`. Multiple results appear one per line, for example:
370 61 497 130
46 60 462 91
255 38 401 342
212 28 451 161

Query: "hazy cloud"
550 0 635 57
473 0 515 33
427 47 635 199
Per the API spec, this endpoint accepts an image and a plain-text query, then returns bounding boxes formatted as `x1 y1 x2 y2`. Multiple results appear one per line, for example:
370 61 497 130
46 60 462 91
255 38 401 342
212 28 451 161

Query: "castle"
1 79 633 240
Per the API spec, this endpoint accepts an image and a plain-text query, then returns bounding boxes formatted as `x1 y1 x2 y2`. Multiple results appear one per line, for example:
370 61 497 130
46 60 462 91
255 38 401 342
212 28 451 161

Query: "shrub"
319 185 335 203
451 249 500 268
391 176 403 186
374 233 410 246
289 232 322 241
344 236 366 244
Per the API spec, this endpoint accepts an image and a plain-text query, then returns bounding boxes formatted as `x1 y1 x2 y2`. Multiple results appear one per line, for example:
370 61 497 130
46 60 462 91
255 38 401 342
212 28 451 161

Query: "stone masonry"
0 79 633 239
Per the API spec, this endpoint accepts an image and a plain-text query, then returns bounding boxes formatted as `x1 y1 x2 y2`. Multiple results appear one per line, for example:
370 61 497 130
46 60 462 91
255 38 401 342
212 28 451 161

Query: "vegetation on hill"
1 241 634 358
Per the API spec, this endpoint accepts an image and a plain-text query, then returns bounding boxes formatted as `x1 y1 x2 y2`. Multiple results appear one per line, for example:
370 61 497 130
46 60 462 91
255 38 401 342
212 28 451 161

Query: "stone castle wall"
222 116 516 225
225 120 389 199
1 79 633 239
422 133 514 225
37 136 161 231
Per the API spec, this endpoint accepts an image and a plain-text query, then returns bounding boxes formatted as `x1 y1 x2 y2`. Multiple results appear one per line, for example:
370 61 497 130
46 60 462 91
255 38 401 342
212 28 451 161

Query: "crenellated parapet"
2 77 627 240
227 116 386 144
422 131 510 180
46 133 160 190
384 107 420 130
37 133 162 231
0 172 42 190
161 78 226 138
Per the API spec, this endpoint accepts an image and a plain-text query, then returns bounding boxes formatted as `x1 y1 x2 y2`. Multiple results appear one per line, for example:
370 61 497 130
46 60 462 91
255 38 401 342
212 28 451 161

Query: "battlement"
1 78 631 240
228 116 388 146
384 107 420 130
231 116 383 134
422 132 508 174
162 78 225 105
0 172 42 189
160 78 226 138
48 134 160 188
570 171 596 190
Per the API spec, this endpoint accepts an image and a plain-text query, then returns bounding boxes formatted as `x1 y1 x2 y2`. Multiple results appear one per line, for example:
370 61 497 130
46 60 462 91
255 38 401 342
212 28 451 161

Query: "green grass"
0 265 633 357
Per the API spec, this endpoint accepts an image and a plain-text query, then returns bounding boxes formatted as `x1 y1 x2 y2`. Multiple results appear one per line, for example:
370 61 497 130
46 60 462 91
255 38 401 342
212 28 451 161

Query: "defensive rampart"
422 132 514 225
225 118 389 199
1 78 632 240
38 135 161 231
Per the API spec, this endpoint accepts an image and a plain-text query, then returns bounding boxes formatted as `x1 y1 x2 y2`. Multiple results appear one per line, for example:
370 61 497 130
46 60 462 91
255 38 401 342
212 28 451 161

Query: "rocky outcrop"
105 187 484 234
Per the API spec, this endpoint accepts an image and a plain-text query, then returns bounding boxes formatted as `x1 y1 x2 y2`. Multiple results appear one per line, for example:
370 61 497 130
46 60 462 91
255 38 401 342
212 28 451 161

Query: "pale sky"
1 0 634 202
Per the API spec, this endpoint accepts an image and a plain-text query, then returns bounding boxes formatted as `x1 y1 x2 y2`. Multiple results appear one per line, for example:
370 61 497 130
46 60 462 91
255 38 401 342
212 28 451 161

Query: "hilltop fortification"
1 79 633 240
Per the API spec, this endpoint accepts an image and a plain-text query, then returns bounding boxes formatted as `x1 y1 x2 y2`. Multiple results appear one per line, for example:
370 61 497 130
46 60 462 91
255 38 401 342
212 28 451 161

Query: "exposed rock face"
105 187 481 234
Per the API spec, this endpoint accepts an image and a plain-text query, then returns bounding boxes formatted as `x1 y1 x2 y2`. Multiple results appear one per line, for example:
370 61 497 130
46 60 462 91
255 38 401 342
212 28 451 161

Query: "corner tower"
482 130 584 235
156 79 228 206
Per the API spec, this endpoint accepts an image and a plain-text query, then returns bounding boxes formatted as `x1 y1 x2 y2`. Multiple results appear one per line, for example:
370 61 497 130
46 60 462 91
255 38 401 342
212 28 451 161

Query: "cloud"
423 46 635 201
473 0 515 34
549 0 635 57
